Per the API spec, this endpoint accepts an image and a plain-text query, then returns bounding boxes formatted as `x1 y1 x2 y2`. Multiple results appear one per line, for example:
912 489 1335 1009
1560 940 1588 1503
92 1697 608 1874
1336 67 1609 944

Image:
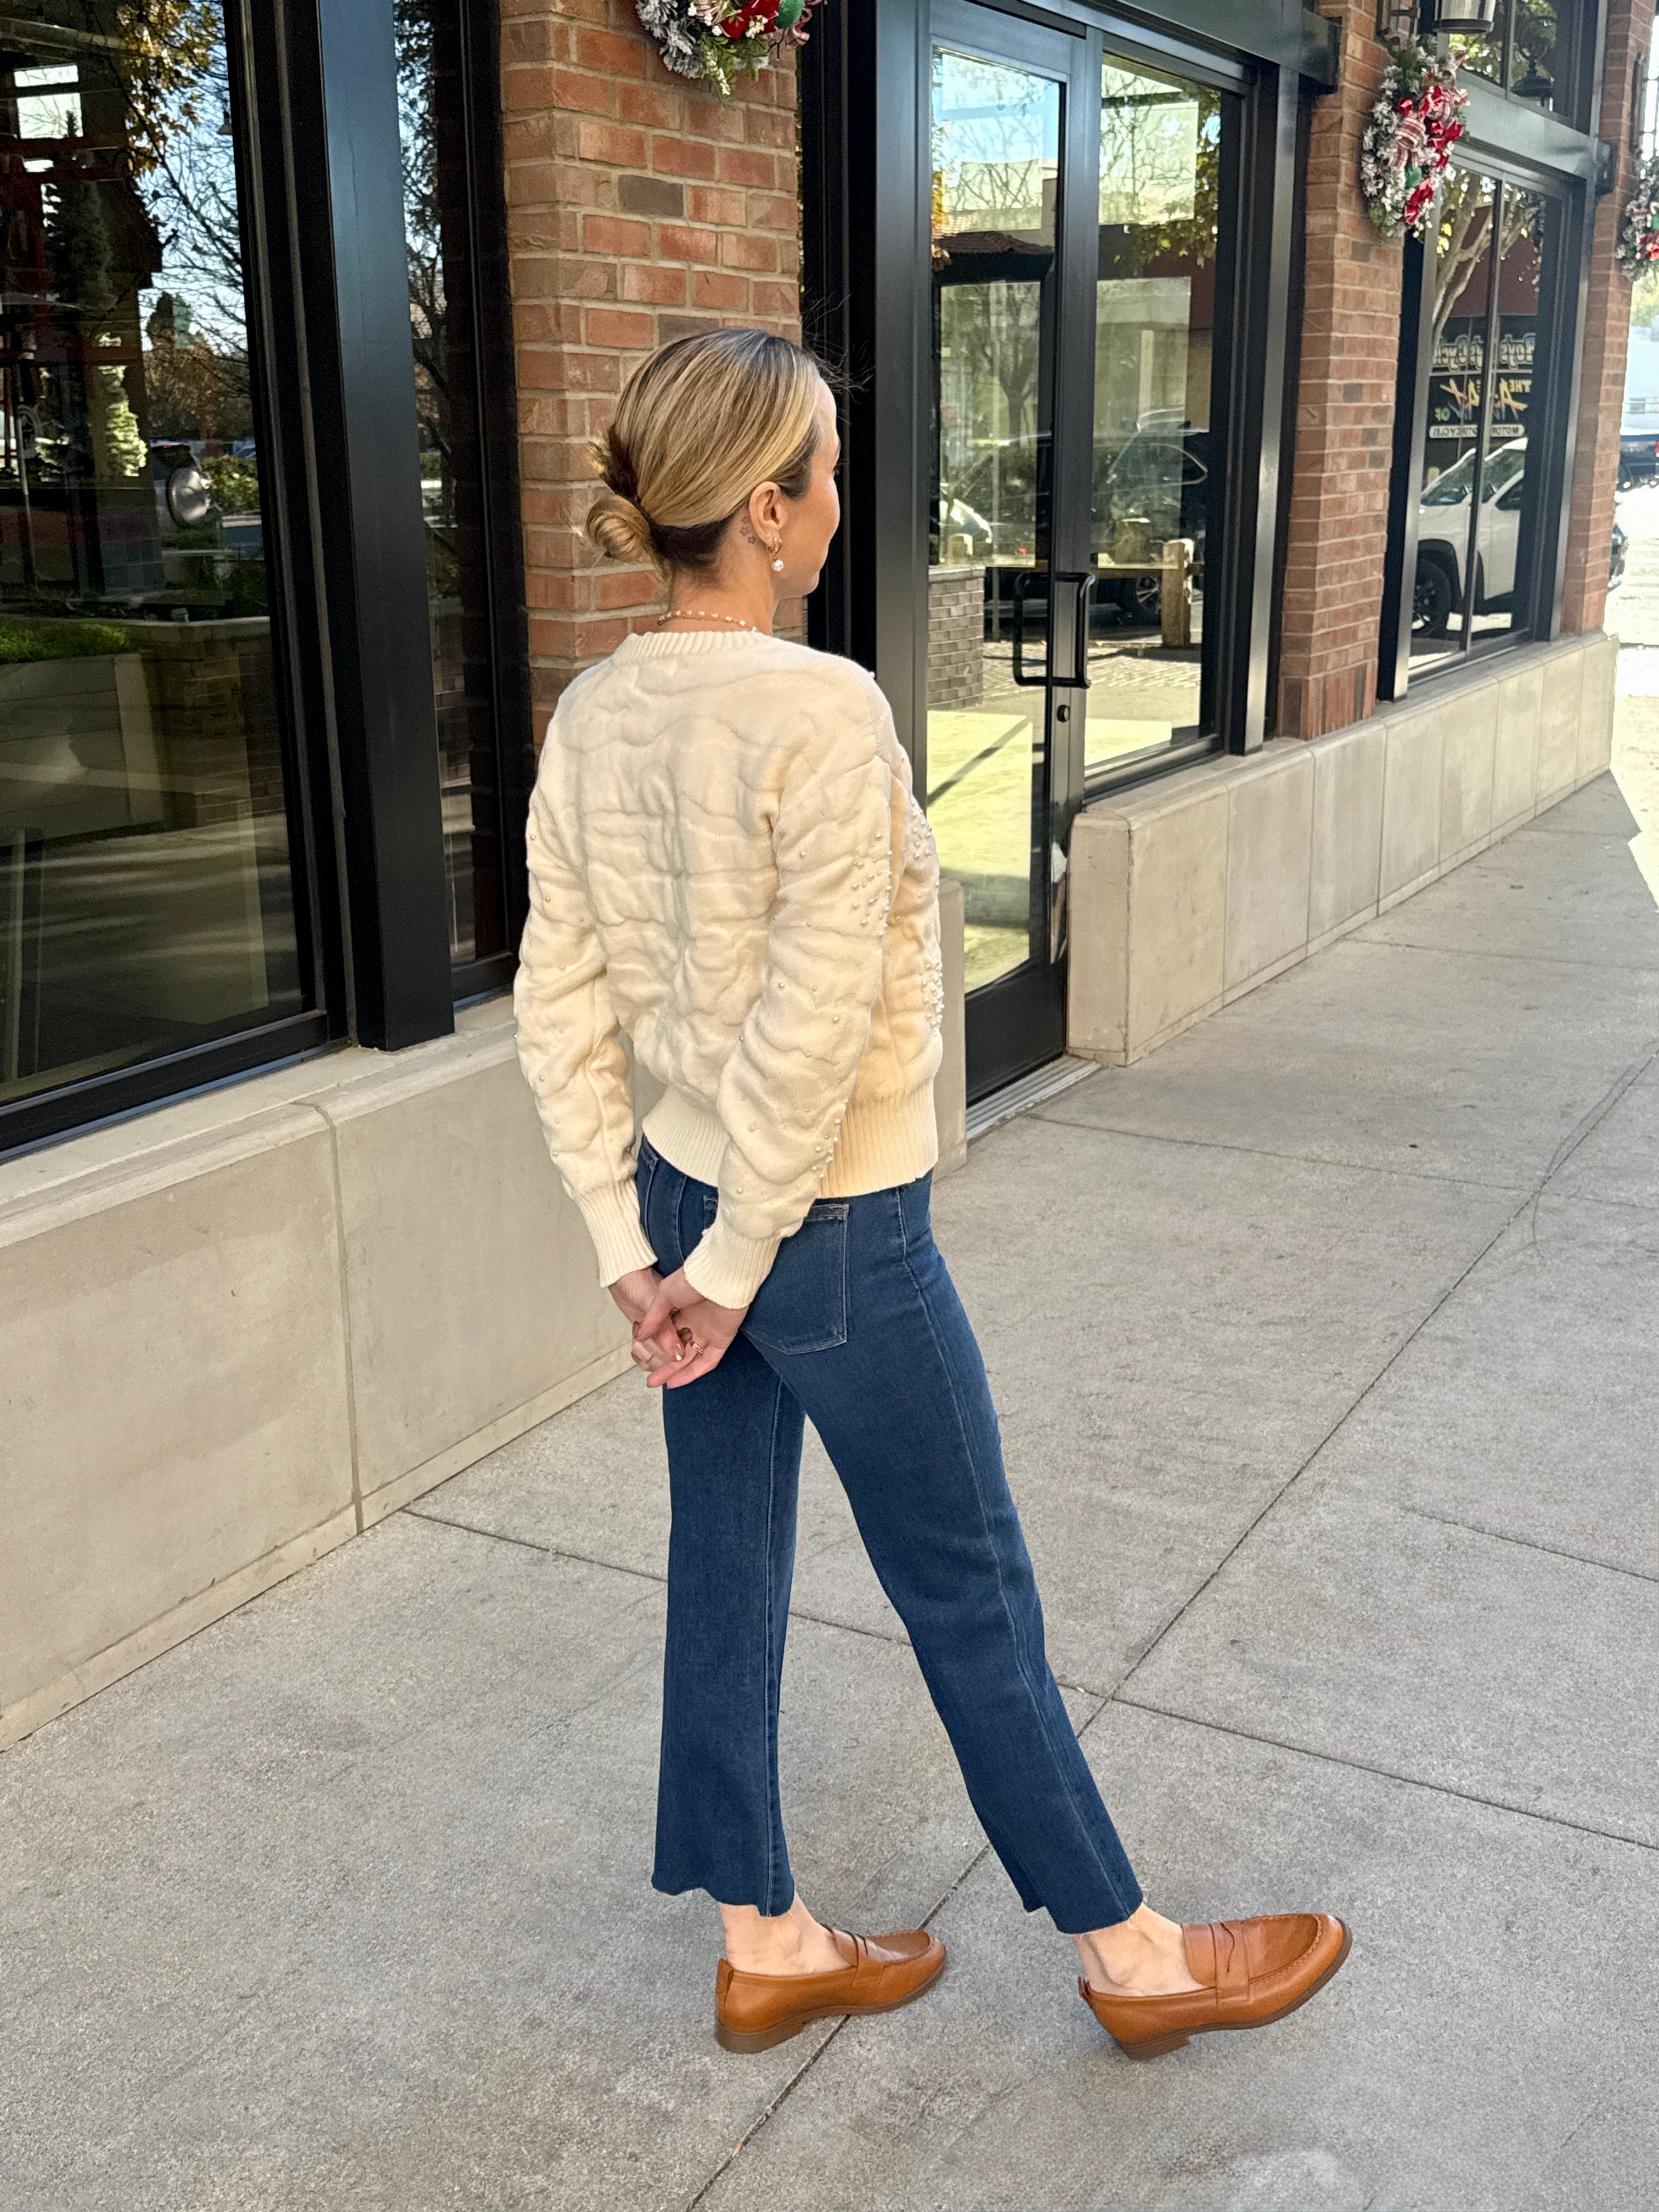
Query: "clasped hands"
610 1265 748 1390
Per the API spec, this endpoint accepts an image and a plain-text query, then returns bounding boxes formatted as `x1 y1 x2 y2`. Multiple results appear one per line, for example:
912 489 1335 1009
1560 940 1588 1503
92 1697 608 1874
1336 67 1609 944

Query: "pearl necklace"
659 608 770 634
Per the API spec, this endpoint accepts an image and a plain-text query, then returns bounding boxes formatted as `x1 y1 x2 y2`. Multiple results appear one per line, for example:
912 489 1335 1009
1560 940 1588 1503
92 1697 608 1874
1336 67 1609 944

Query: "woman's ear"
748 479 787 541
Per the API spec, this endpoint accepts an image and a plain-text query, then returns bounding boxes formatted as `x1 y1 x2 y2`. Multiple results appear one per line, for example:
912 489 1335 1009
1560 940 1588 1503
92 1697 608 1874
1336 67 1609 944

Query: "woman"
515 329 1350 2061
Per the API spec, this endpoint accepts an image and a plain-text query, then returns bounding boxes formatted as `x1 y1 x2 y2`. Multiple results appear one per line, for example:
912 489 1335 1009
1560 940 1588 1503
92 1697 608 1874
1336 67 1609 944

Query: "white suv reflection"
1414 437 1527 637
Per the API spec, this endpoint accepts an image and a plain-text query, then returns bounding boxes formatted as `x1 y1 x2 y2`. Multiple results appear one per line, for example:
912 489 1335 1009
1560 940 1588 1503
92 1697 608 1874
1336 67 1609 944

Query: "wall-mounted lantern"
1376 0 1500 43
1423 0 1499 30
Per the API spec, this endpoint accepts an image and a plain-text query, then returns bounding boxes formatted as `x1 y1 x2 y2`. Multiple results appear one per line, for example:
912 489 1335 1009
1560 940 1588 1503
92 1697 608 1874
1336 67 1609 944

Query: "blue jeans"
636 1137 1144 1936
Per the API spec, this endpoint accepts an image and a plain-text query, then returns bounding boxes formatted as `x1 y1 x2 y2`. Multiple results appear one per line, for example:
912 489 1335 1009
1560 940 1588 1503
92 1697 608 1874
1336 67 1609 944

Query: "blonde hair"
586 328 826 575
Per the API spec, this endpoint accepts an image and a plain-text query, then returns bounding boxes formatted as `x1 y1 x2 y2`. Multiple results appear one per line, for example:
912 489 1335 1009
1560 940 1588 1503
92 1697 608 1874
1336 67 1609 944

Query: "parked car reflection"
1414 437 1528 636
1414 437 1624 637
937 415 1210 625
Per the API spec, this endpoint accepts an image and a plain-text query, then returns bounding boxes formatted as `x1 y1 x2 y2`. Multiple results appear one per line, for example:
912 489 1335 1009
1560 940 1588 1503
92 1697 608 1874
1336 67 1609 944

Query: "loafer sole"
1110 1918 1353 2061
715 1949 947 2052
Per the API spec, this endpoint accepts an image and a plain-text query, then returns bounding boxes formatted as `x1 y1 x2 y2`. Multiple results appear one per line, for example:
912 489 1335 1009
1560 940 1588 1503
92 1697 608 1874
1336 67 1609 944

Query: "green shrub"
0 619 133 665
205 454 261 512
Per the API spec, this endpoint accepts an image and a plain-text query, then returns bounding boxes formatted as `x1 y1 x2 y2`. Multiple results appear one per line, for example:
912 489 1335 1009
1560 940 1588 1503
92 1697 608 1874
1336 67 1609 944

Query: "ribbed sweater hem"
643 1080 940 1308
642 1083 940 1202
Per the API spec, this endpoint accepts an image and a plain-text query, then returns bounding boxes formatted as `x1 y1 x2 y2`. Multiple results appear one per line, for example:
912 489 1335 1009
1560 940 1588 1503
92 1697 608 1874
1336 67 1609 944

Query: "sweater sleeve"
680 684 909 1309
514 781 658 1287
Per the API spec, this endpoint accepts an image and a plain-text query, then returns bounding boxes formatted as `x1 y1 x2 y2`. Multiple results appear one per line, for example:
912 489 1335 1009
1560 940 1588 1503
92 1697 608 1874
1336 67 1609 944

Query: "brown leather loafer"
1080 1912 1351 2061
715 1926 947 2052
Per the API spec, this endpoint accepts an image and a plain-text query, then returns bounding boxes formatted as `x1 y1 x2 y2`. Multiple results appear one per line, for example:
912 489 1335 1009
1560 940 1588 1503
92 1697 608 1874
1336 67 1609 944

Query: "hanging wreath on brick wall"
1360 40 1468 241
636 0 821 97
1617 154 1659 278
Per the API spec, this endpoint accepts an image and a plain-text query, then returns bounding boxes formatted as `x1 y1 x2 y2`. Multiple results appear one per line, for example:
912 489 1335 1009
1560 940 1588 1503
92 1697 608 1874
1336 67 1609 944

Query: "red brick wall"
1562 0 1650 635
1275 2 1400 740
499 0 802 728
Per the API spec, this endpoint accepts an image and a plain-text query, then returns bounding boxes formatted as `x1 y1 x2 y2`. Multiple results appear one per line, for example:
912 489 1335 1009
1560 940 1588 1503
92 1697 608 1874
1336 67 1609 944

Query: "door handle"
1045 574 1092 964
1062 571 1094 689
1011 569 1047 688
1012 571 1095 690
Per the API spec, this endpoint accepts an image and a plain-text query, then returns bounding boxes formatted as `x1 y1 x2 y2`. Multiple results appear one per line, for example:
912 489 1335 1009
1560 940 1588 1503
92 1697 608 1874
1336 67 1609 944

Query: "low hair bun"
585 487 657 566
584 424 659 566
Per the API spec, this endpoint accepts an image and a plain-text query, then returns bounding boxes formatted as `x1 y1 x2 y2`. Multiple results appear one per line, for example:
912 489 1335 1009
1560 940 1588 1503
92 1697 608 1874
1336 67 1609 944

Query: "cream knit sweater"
514 629 944 1308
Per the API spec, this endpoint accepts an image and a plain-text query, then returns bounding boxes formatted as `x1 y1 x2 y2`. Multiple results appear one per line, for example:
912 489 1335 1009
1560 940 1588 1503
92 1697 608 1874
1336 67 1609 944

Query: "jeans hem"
1043 1874 1147 1937
652 1871 799 1916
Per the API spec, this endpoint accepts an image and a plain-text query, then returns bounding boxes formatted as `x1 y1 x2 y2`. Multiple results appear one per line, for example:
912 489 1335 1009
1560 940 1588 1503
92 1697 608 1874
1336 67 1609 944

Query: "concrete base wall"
1 883 969 1748
1069 633 1617 1066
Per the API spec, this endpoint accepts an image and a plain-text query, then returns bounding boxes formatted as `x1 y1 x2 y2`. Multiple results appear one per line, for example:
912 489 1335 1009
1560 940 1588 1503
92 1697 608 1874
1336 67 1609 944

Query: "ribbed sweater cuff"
577 1180 658 1287
681 1220 782 1310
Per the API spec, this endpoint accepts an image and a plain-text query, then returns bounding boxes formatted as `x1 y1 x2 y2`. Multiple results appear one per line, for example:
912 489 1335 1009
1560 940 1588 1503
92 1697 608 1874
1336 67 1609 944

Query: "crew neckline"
616 627 794 658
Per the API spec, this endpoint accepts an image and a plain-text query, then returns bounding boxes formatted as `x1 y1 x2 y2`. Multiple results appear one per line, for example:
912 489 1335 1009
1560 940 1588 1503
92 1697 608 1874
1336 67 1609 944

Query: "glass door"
927 3 1088 1099
921 7 1239 1102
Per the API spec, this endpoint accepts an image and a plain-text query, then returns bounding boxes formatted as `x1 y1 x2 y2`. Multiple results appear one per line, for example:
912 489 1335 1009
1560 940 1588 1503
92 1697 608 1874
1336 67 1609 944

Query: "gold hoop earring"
769 539 785 573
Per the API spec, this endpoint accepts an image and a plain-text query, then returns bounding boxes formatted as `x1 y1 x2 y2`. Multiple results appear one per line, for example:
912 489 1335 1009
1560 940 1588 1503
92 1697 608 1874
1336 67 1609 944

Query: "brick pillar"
1562 0 1651 635
499 0 803 729
1275 3 1400 740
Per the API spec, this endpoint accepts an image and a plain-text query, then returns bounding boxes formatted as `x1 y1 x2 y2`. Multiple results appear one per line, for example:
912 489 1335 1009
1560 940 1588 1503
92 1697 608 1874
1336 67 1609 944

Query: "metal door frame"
803 0 1304 1101
927 0 1092 1097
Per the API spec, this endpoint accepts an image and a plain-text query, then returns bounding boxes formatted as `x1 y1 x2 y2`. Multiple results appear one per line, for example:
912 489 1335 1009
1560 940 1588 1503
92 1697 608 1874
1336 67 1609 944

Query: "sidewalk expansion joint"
1111 1025 1659 1712
403 1514 1120 1690
789 1605 905 1648
1351 935 1659 977
400 1506 667 1583
1111 1695 1659 1857
1030 1106 1533 1199
1403 1505 1659 1586
679 1843 996 2212
1323 934 1659 978
402 1506 554 1555
1521 1031 1659 1240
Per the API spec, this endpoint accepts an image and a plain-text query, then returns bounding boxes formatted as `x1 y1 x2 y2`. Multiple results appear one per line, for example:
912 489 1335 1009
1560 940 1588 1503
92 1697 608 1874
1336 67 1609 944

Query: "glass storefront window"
395 1 508 975
1449 2 1573 112
1409 169 1548 674
1 3 306 1112
1086 58 1218 773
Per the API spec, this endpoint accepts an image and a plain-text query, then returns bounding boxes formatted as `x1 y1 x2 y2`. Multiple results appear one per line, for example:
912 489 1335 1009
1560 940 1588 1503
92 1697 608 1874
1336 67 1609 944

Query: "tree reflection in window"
1 1 304 1110
396 0 507 971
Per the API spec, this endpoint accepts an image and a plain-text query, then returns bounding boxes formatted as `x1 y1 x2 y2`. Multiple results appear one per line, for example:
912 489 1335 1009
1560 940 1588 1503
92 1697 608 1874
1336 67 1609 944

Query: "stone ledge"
1069 632 1618 1066
2 876 970 1748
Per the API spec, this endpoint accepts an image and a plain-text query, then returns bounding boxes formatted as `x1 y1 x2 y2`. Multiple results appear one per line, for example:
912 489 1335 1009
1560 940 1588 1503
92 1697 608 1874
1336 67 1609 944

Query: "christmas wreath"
1617 154 1659 278
1360 40 1468 241
636 0 821 97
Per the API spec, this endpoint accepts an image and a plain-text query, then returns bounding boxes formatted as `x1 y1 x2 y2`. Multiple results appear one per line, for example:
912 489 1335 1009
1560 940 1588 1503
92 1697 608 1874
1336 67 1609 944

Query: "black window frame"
1 0 531 1163
0 0 340 1158
1377 55 1604 702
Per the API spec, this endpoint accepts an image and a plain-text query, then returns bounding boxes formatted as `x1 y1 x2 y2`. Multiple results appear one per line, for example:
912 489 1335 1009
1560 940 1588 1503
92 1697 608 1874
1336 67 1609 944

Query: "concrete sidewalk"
5 771 1658 2212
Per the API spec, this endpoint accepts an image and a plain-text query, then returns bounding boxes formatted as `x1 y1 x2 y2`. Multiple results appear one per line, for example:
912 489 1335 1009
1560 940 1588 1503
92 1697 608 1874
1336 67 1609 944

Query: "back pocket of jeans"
744 1199 850 1356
